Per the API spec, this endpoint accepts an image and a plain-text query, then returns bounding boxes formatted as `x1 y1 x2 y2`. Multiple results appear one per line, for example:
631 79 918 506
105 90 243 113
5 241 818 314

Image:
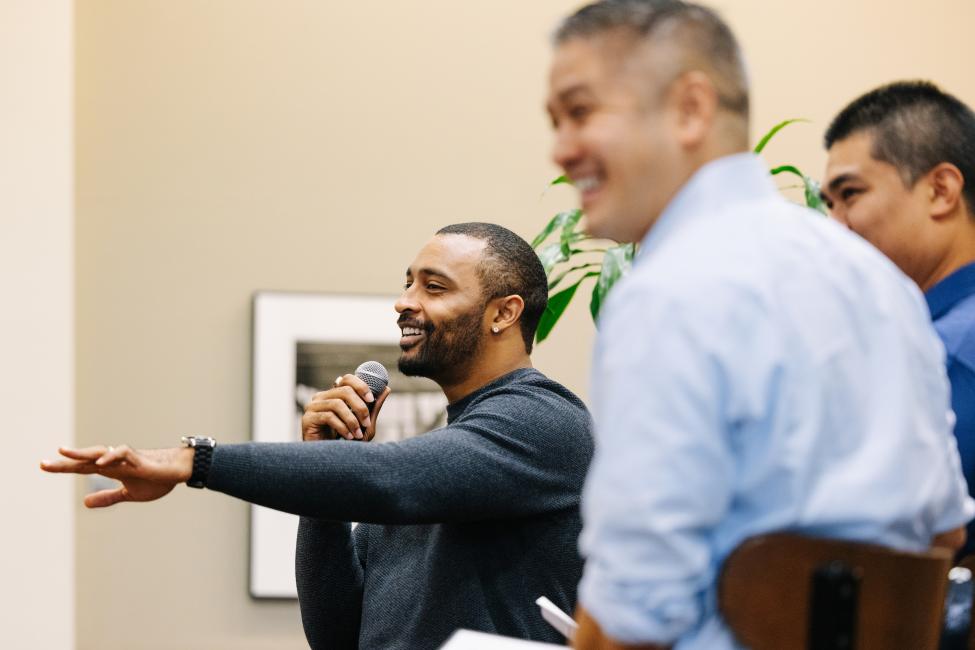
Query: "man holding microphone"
43 222 594 649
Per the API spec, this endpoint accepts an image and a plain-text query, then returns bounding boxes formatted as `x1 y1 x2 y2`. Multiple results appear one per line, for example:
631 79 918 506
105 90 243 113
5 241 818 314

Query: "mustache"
397 316 434 333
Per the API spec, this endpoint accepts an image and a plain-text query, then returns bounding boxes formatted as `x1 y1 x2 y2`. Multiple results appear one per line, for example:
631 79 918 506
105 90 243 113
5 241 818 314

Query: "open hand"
40 445 193 508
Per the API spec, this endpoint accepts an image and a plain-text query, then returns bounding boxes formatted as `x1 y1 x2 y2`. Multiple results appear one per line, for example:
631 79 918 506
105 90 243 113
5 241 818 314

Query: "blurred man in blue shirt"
823 81 975 555
545 1 974 648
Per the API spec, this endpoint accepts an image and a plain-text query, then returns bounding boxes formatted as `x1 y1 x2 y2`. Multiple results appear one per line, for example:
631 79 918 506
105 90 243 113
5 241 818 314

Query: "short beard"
398 304 484 384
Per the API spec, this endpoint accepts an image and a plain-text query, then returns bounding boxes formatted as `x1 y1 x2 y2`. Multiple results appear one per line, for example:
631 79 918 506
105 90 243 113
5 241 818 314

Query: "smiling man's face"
823 131 933 282
547 34 683 243
395 234 488 384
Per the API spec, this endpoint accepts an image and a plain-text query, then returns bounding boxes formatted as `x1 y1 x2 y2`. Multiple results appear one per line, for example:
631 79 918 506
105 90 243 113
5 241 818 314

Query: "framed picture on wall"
250 291 447 598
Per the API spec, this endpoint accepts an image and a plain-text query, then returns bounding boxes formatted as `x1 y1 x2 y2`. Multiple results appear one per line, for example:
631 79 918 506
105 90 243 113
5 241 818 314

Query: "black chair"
939 556 975 650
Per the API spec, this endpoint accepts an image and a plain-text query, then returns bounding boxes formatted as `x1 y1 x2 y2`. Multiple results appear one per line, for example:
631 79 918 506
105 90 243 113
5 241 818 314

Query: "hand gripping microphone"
355 361 389 414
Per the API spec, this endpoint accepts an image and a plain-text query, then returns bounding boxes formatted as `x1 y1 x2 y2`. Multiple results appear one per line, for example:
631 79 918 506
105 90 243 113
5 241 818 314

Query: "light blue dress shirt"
579 153 975 648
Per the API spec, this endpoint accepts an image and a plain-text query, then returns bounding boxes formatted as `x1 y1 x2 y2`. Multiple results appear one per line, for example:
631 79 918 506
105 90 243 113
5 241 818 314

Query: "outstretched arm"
39 374 389 509
205 382 591 524
41 377 591 524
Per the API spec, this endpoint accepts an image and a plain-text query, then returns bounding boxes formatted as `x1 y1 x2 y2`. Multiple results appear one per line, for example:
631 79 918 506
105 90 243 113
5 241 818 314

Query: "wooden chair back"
719 533 952 650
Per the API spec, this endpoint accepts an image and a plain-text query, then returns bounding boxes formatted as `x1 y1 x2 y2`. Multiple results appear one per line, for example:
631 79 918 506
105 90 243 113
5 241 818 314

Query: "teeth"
575 177 600 192
401 327 423 336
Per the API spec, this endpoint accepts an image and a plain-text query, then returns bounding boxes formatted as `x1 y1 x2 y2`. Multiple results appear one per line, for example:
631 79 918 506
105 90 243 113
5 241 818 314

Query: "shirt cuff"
578 563 703 644
937 495 975 535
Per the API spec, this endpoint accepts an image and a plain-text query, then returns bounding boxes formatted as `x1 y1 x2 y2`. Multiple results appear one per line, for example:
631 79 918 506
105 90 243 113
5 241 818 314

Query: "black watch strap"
181 436 216 488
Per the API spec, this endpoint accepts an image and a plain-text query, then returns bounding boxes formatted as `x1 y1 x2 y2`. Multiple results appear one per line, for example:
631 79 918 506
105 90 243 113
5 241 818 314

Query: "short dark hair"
436 222 548 353
554 0 749 120
825 80 975 215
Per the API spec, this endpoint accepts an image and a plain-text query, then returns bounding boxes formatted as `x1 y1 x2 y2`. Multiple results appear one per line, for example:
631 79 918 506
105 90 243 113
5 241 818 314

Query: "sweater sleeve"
206 382 593 524
295 518 364 649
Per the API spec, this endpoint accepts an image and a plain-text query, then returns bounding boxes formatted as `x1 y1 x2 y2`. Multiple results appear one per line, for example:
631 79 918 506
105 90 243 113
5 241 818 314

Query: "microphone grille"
355 361 389 398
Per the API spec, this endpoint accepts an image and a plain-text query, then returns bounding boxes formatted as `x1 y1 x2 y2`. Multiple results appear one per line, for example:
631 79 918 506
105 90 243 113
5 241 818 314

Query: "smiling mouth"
572 175 603 207
399 325 426 350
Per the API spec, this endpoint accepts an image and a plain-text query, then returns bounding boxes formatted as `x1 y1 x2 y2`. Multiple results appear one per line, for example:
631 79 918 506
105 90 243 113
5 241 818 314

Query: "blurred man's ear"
671 71 718 149
927 162 966 221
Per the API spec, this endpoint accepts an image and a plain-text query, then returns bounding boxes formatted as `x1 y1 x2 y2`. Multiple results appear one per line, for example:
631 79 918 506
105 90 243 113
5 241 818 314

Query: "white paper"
439 629 566 649
535 596 578 641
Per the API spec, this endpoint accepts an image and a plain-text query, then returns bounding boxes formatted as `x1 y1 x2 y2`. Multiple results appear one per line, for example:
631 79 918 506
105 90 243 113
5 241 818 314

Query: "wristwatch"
180 436 217 489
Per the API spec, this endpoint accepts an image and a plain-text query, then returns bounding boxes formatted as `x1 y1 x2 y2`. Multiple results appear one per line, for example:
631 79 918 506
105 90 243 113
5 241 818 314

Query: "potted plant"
532 119 827 344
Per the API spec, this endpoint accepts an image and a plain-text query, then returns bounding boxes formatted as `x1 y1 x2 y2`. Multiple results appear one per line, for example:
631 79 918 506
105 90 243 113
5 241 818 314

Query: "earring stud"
492 326 500 334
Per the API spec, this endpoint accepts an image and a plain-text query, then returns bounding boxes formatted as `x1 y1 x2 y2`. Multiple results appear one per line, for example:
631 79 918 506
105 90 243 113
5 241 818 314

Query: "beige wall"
725 0 975 197
74 1 975 649
1 1 75 648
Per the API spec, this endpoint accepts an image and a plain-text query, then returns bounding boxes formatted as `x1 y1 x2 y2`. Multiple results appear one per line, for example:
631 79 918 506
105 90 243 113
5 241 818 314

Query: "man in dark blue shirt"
823 81 975 553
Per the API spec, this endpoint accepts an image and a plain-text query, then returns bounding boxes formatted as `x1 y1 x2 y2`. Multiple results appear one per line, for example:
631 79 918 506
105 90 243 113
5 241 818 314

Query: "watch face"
182 436 215 448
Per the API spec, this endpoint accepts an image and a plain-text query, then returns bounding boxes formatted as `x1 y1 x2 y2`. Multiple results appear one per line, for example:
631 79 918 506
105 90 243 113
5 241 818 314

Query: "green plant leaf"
770 164 806 180
540 175 573 199
558 209 586 257
772 165 828 215
802 176 828 215
548 262 601 291
753 118 809 154
535 271 600 344
537 242 569 275
532 209 581 248
560 209 585 239
589 243 635 321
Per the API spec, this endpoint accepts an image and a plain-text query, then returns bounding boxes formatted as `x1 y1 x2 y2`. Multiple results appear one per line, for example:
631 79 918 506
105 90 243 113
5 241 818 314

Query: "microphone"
319 361 389 441
355 361 389 414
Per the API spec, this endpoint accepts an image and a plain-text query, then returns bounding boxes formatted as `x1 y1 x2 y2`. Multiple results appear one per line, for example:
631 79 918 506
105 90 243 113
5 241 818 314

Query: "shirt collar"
636 152 777 263
925 261 975 320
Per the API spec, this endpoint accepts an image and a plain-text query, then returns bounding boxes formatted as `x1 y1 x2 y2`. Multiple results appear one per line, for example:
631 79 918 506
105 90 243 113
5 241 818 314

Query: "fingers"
302 421 335 442
372 386 391 416
84 487 129 509
363 387 392 442
95 444 140 468
301 407 336 441
333 378 376 430
303 384 374 439
322 380 376 418
42 444 139 475
302 373 384 441
57 446 111 461
40 457 100 474
303 406 362 440
334 374 377 406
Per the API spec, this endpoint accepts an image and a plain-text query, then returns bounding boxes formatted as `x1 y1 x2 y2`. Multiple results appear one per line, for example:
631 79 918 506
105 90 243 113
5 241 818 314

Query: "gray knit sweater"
206 368 594 649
